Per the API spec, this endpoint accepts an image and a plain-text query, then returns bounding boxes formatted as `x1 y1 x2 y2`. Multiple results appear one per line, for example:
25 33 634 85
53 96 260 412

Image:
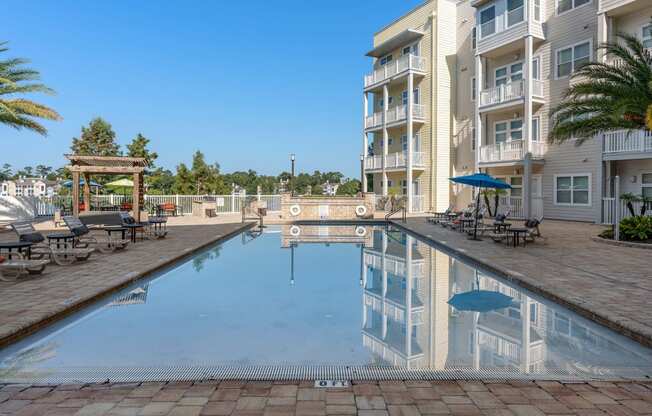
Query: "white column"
381 232 388 339
382 85 389 197
363 92 369 193
597 13 609 63
407 73 414 213
523 36 534 219
521 296 531 373
405 235 413 367
474 55 483 172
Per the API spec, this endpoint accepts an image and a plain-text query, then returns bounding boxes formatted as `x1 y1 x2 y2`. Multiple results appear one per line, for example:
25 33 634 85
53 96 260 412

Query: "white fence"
602 197 652 224
2 194 282 220
602 129 652 154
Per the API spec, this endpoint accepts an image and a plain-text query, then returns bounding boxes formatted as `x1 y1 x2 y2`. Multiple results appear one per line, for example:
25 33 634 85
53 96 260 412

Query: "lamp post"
290 154 296 196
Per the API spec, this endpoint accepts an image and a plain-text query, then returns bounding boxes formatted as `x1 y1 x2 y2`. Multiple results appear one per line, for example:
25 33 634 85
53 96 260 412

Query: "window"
642 173 652 198
555 174 591 206
380 54 393 66
387 180 393 188
532 117 540 142
401 136 408 152
402 89 420 105
534 0 541 21
495 62 522 87
378 97 393 108
507 0 524 27
471 77 476 101
510 177 522 198
556 40 591 78
471 128 476 150
643 25 652 49
480 6 496 38
532 57 540 80
494 119 523 143
472 27 477 49
557 0 590 14
402 42 419 56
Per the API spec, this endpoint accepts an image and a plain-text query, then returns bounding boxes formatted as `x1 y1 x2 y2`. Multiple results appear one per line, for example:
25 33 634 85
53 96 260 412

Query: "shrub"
619 216 652 241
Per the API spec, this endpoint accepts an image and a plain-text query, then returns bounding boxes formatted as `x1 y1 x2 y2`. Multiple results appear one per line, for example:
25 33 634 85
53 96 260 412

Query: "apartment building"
0 177 57 197
364 0 652 222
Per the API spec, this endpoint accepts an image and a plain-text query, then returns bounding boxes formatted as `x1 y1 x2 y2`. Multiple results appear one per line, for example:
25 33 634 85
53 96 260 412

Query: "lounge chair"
0 252 49 281
468 210 511 237
10 222 94 266
62 216 130 253
428 206 454 224
523 217 543 242
119 212 153 241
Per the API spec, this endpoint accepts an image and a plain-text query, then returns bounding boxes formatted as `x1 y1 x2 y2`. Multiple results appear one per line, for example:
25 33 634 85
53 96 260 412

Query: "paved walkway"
392 218 652 347
0 222 251 348
1 380 652 416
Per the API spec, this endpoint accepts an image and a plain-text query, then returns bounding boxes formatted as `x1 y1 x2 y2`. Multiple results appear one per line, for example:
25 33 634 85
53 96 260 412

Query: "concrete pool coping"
0 221 256 350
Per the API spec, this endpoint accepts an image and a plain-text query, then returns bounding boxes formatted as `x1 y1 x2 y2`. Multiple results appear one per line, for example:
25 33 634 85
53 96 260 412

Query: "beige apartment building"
363 0 652 222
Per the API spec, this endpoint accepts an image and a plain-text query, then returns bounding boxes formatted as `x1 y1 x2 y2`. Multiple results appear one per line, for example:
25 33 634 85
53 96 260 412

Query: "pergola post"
132 172 141 222
72 171 80 217
83 173 91 212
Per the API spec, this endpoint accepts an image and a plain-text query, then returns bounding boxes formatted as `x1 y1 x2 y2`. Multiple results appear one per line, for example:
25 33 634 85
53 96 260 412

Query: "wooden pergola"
65 155 147 222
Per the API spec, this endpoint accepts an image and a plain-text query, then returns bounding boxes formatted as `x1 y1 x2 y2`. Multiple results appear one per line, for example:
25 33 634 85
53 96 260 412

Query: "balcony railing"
364 252 424 277
365 104 426 129
602 129 652 155
364 54 427 88
479 140 546 163
479 80 543 108
365 151 426 171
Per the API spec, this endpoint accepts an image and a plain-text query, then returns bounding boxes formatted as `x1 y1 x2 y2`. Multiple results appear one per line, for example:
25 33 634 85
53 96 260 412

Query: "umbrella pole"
469 189 482 241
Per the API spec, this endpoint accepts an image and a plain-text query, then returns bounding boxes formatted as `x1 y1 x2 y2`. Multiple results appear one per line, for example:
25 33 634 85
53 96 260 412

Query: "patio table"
459 218 475 232
46 233 76 249
493 222 512 233
507 227 528 247
122 224 145 243
146 217 168 239
0 242 33 260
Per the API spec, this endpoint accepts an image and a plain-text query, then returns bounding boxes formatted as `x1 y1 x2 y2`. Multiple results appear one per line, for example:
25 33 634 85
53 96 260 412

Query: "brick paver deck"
0 222 252 348
392 218 652 347
1 380 651 416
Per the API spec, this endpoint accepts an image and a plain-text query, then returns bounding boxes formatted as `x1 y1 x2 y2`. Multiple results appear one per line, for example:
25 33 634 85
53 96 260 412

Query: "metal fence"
21 194 282 217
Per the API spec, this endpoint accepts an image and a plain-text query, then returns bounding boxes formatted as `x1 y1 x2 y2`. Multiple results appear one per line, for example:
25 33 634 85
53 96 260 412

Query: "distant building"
322 181 340 196
0 177 59 197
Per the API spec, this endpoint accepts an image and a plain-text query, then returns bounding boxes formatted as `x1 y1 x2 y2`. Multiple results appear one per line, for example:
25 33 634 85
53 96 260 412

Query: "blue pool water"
1 224 651 381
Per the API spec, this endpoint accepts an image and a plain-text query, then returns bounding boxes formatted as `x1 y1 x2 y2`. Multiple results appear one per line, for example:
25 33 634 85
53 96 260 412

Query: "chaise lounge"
11 222 95 265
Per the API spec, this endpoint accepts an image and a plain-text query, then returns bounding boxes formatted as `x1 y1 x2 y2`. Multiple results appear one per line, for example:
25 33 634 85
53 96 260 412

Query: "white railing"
480 80 524 107
479 140 546 163
602 197 652 224
366 104 426 130
365 111 384 129
365 151 426 171
609 48 652 68
411 195 425 213
602 129 652 154
364 252 424 277
364 54 427 88
7 194 283 218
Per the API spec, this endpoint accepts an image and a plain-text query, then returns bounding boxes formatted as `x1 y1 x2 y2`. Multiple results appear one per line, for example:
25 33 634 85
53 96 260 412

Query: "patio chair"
0 253 49 281
428 205 454 224
62 216 130 253
523 217 543 242
467 210 511 236
10 222 94 266
119 212 152 240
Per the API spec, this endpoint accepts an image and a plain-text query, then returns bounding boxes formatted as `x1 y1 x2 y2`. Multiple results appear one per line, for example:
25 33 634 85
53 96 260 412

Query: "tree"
0 42 61 136
550 33 652 144
35 164 52 178
0 163 11 181
126 133 158 169
16 166 34 177
336 179 361 196
71 117 121 156
172 163 193 194
147 167 175 194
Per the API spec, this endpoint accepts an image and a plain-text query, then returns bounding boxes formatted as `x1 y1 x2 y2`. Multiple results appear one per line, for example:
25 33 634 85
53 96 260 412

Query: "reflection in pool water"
1 224 651 380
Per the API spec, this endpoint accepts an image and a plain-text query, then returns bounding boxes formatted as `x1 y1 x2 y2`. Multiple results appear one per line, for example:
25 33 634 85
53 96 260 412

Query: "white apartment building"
364 0 652 222
0 177 57 197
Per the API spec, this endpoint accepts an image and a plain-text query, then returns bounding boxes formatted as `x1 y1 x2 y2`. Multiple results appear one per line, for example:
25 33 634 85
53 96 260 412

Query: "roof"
366 29 425 58
65 155 147 167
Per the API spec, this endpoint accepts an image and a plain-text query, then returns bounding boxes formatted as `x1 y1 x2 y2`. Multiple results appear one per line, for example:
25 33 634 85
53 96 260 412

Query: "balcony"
602 129 652 160
479 140 546 164
364 252 424 277
364 54 427 90
365 151 426 172
474 0 545 56
479 80 543 111
365 104 426 131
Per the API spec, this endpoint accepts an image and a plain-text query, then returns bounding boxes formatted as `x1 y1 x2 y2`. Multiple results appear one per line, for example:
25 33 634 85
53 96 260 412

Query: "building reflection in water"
109 285 149 307
360 226 652 377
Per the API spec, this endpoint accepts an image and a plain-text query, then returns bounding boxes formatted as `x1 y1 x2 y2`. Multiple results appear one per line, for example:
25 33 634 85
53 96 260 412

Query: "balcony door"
495 62 522 87
495 119 523 145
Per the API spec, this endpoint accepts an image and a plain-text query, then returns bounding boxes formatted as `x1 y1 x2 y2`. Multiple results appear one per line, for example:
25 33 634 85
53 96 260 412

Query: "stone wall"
280 224 374 248
280 193 375 221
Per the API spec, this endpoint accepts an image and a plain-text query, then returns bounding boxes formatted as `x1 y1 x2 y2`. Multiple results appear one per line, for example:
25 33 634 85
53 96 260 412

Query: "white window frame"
554 173 592 207
642 172 652 198
401 41 420 56
642 24 652 49
506 0 525 29
532 116 540 142
532 56 541 80
494 61 523 87
555 0 591 16
494 118 523 144
478 4 497 39
555 39 592 79
533 0 542 22
472 27 477 49
402 88 420 105
495 175 522 198
380 54 393 66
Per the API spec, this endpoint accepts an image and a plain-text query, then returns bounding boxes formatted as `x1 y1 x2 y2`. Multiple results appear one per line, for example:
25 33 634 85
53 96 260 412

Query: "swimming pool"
1 224 651 382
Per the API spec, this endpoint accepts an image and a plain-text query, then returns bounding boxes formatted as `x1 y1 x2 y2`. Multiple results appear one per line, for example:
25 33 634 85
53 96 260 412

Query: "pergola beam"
67 166 145 174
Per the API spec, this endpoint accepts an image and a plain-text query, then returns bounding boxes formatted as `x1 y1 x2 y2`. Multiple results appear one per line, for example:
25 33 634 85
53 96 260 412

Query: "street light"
290 154 296 196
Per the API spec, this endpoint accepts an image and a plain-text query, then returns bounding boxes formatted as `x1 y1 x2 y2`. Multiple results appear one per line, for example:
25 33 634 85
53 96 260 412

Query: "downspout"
430 10 437 212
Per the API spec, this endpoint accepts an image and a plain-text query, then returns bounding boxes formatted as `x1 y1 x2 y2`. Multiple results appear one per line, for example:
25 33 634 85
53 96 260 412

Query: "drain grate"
1 365 650 384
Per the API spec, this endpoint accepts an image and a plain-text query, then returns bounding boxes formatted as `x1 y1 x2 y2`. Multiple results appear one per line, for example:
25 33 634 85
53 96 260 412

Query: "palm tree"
550 32 652 144
0 42 61 136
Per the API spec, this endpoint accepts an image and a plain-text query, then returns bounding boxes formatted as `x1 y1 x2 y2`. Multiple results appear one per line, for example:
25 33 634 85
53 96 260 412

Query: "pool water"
1 224 651 381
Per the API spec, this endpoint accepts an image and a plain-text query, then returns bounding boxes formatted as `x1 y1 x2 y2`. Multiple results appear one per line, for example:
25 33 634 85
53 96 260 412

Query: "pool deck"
391 218 652 348
0 220 253 348
1 379 652 415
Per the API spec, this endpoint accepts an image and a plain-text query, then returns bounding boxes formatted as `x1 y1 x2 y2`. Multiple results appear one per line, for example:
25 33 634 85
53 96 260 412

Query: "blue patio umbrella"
448 289 514 313
449 173 511 240
61 179 103 188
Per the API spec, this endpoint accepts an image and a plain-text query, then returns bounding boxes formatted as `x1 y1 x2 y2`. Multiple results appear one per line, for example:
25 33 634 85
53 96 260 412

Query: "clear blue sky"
2 0 424 177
